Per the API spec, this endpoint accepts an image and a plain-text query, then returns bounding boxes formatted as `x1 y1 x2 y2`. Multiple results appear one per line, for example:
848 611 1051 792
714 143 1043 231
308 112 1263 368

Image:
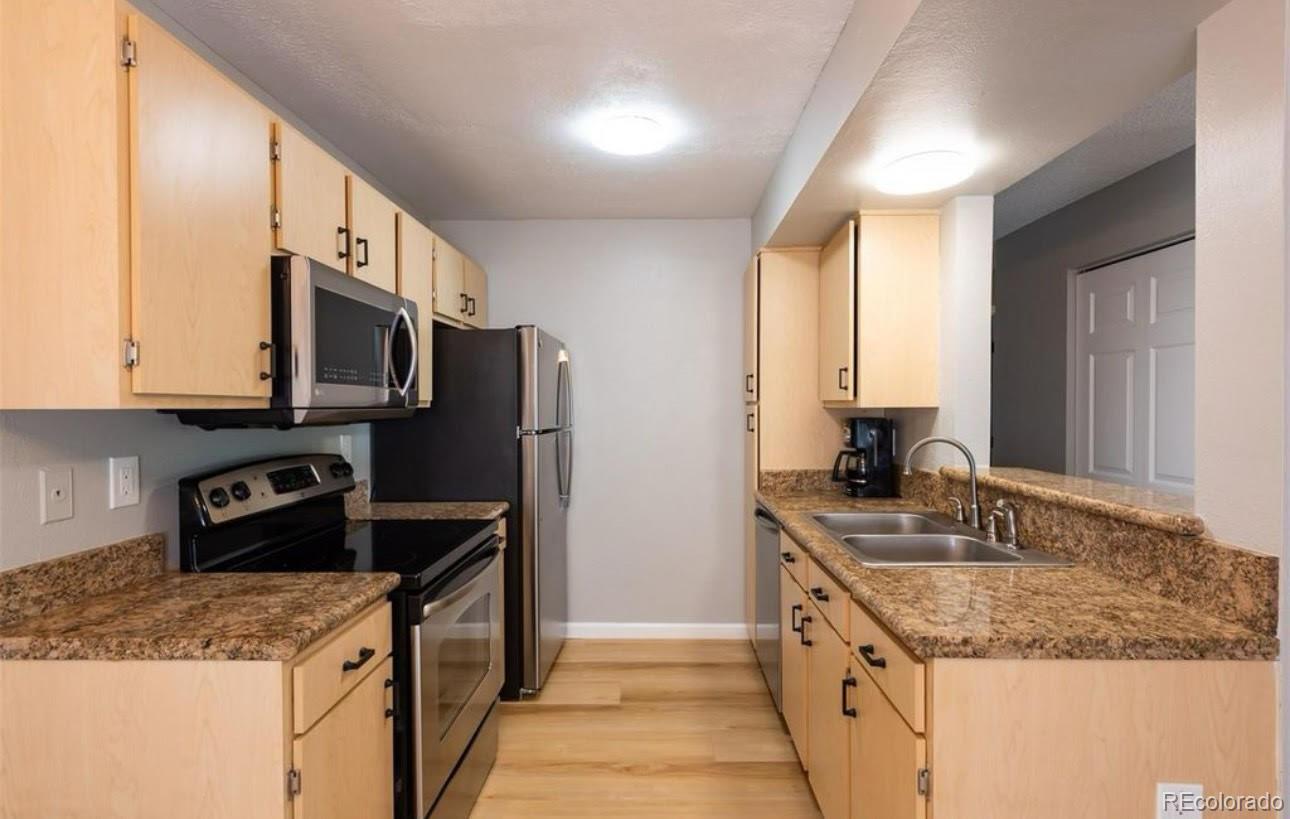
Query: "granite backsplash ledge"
900 467 1278 636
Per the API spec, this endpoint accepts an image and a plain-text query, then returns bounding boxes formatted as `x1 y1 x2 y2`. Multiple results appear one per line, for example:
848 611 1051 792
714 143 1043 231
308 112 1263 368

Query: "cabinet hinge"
286 768 301 799
270 205 282 230
916 767 930 797
269 139 282 162
123 339 140 369
120 37 137 69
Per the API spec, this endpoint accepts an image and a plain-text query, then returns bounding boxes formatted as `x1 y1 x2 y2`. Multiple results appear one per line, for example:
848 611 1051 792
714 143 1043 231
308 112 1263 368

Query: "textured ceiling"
769 0 1226 246
147 0 855 220
994 73 1196 238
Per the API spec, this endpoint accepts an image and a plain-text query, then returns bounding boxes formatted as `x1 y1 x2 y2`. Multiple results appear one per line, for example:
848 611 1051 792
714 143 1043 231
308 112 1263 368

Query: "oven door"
411 542 504 818
284 255 418 421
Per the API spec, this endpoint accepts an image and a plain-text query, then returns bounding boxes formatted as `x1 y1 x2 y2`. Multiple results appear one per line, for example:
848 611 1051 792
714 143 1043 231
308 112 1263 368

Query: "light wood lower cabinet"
806 598 851 819
773 534 1277 819
0 602 395 819
779 564 809 768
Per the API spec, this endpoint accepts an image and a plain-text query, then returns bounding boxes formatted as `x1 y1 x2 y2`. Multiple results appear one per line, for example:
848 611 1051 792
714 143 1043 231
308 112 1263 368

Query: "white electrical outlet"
39 467 74 524
109 456 140 509
1157 782 1203 819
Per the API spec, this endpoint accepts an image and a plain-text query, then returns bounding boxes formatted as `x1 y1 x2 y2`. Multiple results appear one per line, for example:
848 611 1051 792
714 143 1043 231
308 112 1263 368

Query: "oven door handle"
421 544 501 619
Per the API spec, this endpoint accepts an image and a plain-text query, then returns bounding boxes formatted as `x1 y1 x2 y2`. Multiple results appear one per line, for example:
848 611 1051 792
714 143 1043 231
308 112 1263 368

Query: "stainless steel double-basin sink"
812 511 1071 568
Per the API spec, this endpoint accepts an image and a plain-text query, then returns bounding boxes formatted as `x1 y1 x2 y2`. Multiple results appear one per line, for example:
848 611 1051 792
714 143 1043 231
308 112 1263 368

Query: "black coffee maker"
831 418 896 497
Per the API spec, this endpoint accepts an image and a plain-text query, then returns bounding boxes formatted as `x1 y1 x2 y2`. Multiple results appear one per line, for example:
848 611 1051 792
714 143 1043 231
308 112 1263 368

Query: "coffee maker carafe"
831 418 895 497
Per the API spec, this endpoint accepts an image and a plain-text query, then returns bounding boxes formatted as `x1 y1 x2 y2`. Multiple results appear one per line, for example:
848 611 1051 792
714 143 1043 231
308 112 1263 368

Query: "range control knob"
230 481 251 502
208 487 230 509
329 461 354 478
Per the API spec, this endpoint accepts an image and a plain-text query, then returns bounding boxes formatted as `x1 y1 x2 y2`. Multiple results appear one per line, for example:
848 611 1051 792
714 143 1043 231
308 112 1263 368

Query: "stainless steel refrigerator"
372 325 571 698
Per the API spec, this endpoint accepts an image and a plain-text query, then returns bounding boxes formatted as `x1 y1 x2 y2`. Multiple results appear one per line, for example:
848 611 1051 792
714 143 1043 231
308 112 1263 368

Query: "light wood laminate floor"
469 640 822 818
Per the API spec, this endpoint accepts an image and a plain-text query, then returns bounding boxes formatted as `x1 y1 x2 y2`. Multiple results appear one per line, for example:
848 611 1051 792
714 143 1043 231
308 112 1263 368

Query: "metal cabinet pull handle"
258 340 275 381
384 678 397 719
746 413 755 433
745 373 755 394
838 366 849 391
780 551 796 564
342 646 376 672
467 296 477 317
841 674 857 717
336 226 350 260
355 237 369 268
460 292 468 313
790 603 803 633
858 643 887 668
810 586 829 602
799 615 813 646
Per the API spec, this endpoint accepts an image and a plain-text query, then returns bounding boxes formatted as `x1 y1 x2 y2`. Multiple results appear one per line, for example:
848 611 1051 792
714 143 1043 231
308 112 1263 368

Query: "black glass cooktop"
224 518 498 591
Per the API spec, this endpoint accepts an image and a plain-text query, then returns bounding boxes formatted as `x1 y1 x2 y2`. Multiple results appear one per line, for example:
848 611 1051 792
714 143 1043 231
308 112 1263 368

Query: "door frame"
1063 231 1196 475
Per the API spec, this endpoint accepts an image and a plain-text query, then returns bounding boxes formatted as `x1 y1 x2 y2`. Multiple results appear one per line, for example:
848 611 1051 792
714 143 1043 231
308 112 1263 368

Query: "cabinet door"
348 176 397 292
128 13 273 398
743 404 759 642
807 612 851 819
463 256 488 328
293 656 394 819
850 671 926 819
819 219 856 403
743 256 759 403
398 213 435 405
274 122 348 269
780 565 809 768
433 235 466 322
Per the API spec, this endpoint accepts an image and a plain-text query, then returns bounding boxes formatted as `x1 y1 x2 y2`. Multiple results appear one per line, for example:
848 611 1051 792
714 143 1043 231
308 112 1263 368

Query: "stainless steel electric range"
179 453 503 819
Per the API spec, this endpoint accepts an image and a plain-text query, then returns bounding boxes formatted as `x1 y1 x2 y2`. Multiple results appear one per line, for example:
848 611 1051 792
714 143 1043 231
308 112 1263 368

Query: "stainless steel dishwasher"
753 504 782 710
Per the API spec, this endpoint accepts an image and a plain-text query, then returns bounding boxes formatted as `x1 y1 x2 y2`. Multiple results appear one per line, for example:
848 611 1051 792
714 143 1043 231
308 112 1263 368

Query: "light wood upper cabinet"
818 222 856 403
127 11 273 398
780 563 809 768
807 607 852 819
348 175 398 292
743 257 759 403
433 235 466 322
292 656 395 819
398 213 435 405
463 255 489 328
819 213 940 409
850 670 926 819
274 121 349 270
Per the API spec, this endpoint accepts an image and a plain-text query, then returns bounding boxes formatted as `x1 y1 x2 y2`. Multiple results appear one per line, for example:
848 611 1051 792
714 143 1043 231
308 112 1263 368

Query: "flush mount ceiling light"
590 114 670 156
873 150 974 195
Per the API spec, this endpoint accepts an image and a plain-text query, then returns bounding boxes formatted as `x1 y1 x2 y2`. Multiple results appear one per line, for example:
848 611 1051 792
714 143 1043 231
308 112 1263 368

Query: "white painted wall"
1195 0 1286 557
890 197 995 470
749 0 921 251
0 412 368 569
432 219 750 633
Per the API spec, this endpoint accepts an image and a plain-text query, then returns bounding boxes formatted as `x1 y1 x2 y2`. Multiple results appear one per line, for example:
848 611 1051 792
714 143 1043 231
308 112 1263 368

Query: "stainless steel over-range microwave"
172 255 419 429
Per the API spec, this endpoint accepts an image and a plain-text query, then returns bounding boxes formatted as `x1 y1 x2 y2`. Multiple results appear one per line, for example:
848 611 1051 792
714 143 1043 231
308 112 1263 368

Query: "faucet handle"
992 499 1019 546
947 496 966 523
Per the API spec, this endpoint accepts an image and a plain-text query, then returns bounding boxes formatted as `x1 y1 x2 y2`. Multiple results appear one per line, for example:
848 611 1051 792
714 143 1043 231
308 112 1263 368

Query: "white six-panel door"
1075 239 1195 493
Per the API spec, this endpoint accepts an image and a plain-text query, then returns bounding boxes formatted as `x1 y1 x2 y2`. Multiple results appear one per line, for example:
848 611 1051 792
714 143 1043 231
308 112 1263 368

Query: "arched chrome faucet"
902 436 982 529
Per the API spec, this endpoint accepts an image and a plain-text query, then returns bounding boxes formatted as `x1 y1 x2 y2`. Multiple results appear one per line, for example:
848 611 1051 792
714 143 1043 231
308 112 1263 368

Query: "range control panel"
186 454 356 526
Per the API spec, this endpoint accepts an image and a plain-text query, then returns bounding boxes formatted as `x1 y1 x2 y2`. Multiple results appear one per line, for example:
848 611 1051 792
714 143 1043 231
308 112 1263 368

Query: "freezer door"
521 430 568 691
520 327 569 433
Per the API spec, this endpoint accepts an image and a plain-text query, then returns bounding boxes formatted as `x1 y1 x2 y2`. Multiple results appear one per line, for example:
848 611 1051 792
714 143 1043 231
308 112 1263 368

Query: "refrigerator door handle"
555 354 572 430
557 429 573 508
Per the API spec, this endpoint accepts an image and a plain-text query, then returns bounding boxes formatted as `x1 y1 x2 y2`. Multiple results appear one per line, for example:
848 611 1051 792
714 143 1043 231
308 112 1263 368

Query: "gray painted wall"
991 147 1195 472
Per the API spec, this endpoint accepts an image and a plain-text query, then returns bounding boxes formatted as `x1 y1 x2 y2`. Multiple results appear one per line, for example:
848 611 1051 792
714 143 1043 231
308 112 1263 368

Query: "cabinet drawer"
850 599 924 732
779 531 808 588
807 559 850 643
293 602 392 734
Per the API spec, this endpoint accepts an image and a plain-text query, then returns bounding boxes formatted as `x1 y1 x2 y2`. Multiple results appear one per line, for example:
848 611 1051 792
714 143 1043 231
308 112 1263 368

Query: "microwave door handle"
384 307 417 398
398 305 418 398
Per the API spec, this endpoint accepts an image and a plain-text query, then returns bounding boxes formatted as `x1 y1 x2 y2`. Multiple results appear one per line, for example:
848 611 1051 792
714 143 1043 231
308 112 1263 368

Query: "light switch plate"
109 456 140 509
1157 782 1203 819
39 467 74 524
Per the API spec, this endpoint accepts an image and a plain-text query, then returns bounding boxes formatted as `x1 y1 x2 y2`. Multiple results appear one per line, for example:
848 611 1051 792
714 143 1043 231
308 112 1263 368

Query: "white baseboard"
565 622 747 639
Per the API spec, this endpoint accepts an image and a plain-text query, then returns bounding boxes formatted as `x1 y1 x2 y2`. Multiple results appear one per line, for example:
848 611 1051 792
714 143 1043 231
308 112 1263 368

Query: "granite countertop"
758 489 1278 661
367 500 509 521
940 466 1205 535
0 572 400 661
